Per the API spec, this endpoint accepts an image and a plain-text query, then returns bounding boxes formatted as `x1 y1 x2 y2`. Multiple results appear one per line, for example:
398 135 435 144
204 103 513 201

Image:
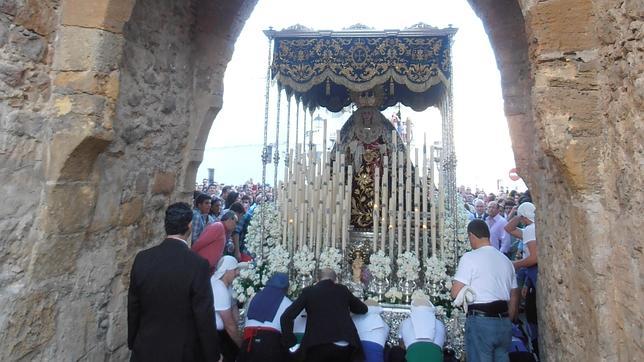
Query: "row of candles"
277 120 446 261
372 129 445 261
278 126 353 260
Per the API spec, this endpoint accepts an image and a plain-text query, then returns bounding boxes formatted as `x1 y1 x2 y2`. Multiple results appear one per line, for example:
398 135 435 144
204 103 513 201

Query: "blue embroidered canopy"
267 25 456 112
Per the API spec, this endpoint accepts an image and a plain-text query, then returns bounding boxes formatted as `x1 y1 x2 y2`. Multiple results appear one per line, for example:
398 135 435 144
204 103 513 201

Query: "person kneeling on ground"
352 299 389 362
238 272 292 362
399 291 446 362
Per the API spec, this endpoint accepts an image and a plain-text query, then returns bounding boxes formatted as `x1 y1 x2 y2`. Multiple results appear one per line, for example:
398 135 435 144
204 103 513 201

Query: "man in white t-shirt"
211 256 248 362
451 219 519 362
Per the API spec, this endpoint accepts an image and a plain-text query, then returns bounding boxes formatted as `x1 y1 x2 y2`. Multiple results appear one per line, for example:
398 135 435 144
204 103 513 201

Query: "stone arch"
0 0 640 360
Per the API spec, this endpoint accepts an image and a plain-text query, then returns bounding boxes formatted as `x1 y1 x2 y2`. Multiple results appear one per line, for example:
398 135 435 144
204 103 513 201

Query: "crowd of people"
455 186 539 361
127 182 539 362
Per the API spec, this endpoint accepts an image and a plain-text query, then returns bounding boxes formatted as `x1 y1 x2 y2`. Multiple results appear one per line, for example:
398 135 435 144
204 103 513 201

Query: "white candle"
422 135 428 261
397 151 404 255
406 147 412 253
438 147 445 260
414 148 420 255
391 131 398 255
373 167 380 251
430 145 436 257
381 156 388 251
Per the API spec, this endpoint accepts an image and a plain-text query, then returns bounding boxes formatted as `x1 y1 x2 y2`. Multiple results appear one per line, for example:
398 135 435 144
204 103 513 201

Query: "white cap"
213 255 249 280
517 202 536 222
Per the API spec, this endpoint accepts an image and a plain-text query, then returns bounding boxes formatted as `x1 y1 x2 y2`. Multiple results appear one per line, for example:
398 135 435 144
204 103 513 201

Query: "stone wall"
0 0 641 360
0 0 256 359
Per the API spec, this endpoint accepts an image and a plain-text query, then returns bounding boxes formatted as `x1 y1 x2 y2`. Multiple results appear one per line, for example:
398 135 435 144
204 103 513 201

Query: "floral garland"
319 247 342 274
368 250 392 280
293 245 315 275
396 251 420 281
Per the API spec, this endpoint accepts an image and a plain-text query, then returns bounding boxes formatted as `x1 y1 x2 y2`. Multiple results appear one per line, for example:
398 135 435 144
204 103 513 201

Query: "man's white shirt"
453 246 518 303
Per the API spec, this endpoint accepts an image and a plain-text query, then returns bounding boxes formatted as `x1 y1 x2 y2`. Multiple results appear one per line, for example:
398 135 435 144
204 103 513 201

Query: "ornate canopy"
266 24 457 112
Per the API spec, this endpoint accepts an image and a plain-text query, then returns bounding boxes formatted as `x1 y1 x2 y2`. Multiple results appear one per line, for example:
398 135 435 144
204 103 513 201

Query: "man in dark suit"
128 202 222 362
281 268 368 362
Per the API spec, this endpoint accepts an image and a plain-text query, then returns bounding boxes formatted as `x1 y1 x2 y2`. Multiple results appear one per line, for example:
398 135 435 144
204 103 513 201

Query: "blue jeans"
465 315 512 362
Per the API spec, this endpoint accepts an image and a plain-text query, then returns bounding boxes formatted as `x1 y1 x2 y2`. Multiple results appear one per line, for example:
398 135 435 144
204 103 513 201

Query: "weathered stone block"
14 0 57 35
0 61 25 86
528 0 598 52
43 183 96 234
2 290 57 359
120 196 143 225
53 71 102 94
151 171 175 195
7 26 46 63
52 26 124 72
61 0 135 34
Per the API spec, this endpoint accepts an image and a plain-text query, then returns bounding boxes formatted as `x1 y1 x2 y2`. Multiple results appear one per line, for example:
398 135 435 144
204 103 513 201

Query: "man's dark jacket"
280 279 368 361
128 238 220 361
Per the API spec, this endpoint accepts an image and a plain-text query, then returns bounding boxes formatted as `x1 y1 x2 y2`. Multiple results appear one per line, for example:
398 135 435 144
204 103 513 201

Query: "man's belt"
467 300 509 317
466 309 509 318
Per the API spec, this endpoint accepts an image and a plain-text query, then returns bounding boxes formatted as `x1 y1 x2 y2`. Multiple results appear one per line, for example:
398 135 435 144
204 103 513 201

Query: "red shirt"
192 222 226 274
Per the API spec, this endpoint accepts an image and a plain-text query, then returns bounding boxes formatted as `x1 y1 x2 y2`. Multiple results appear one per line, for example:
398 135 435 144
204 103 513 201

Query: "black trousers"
303 343 352 362
217 330 239 362
237 330 289 362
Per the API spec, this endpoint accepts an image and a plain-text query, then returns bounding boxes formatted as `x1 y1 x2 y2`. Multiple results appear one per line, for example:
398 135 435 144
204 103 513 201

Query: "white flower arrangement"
232 261 268 304
319 247 342 274
293 245 315 275
396 251 421 281
266 244 290 274
245 203 282 257
385 287 402 303
424 256 452 305
368 250 392 280
441 197 472 267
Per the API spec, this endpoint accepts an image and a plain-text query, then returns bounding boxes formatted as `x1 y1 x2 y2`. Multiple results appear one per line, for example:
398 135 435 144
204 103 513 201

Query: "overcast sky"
197 0 527 192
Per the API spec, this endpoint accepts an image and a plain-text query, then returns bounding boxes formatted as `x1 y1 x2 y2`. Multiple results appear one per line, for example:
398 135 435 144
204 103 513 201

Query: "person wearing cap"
352 300 389 362
399 292 446 362
128 202 222 362
280 268 368 362
193 211 239 274
504 202 539 355
451 219 520 362
211 255 248 362
238 273 292 362
504 202 537 272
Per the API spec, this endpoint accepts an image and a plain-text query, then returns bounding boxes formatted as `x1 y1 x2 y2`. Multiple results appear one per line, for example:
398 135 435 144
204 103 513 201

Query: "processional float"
244 24 469 356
